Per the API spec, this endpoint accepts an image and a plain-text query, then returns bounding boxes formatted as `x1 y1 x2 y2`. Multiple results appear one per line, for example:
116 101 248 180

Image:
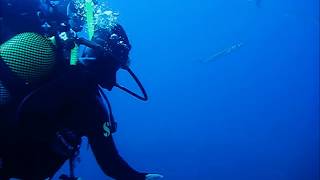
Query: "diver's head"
81 24 147 101
37 0 72 34
81 24 131 90
93 24 131 67
38 0 70 20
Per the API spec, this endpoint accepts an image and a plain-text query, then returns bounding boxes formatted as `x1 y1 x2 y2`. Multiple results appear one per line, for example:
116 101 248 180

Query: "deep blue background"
54 0 319 179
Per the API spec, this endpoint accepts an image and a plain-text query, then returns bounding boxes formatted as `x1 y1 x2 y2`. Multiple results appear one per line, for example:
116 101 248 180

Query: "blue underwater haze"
54 0 319 179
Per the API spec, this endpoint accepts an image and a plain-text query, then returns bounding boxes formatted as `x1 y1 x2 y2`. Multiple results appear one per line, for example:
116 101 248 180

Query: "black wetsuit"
0 67 146 180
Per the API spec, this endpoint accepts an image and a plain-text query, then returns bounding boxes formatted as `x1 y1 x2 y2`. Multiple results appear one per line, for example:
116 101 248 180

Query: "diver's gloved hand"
145 174 164 180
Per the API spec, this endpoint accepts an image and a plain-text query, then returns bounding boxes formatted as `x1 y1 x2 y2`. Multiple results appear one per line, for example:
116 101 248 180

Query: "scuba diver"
0 0 164 179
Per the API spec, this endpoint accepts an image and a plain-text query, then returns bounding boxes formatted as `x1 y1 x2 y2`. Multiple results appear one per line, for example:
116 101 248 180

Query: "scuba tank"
0 32 58 107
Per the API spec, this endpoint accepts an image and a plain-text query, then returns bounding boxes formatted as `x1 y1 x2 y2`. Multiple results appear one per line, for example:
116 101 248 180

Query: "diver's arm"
88 133 147 180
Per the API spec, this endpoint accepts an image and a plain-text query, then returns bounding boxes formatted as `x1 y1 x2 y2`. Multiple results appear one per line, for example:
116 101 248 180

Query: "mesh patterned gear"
0 32 57 105
0 32 57 83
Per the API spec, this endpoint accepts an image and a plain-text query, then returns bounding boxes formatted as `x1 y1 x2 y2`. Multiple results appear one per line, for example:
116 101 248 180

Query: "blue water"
54 0 319 179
